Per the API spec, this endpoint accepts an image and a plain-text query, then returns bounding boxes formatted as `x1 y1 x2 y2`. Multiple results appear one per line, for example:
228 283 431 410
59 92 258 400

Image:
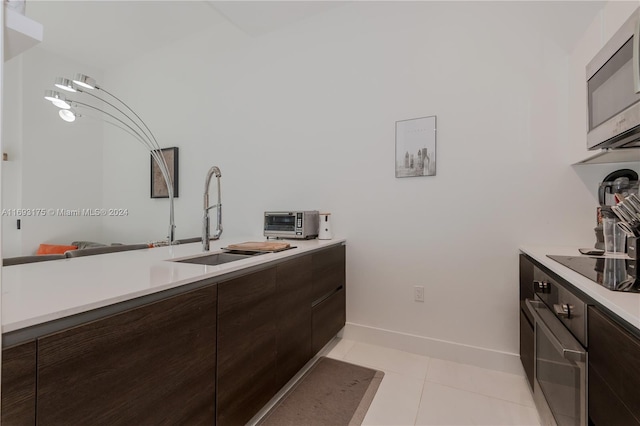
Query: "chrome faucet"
203 166 222 251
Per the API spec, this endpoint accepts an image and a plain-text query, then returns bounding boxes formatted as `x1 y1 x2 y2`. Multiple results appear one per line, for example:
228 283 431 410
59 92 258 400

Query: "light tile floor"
326 339 541 426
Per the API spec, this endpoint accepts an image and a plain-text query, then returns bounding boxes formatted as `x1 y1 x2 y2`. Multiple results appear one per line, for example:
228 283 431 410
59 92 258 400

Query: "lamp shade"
54 77 77 93
72 74 96 90
59 109 77 122
44 90 71 109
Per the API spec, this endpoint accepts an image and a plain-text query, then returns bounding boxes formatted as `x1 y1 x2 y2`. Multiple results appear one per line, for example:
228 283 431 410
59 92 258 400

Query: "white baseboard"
342 322 525 376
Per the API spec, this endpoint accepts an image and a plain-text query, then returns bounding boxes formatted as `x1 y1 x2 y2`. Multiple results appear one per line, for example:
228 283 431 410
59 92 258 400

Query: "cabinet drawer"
312 286 346 354
312 245 345 303
588 306 640 424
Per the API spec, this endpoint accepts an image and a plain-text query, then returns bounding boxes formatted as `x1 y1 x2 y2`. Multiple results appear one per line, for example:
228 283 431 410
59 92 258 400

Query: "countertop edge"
2 237 346 335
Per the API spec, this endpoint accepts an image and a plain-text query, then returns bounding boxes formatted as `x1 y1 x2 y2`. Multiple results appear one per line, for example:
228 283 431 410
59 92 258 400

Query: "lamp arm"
102 120 173 195
71 102 172 184
96 87 158 144
79 89 159 152
95 86 162 150
71 102 175 243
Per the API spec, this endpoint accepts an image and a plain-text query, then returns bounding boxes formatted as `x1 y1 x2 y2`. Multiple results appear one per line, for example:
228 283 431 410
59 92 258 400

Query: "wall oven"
525 269 587 426
587 7 640 150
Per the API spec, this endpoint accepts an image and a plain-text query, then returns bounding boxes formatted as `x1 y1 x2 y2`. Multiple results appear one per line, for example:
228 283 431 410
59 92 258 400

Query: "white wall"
99 1 639 364
2 49 105 256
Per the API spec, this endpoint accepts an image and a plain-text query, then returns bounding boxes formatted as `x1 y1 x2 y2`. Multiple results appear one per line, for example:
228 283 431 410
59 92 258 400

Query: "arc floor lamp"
44 74 176 244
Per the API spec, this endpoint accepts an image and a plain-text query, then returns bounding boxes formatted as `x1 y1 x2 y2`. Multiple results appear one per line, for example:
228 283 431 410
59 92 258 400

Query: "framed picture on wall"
151 147 179 198
395 116 437 178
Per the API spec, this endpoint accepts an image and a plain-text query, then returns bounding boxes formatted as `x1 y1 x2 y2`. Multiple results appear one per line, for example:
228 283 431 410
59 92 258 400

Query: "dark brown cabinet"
275 255 313 390
588 306 640 426
36 284 217 425
312 245 346 353
518 254 534 390
312 244 346 303
216 268 278 426
216 245 346 425
1 340 36 425
312 287 346 353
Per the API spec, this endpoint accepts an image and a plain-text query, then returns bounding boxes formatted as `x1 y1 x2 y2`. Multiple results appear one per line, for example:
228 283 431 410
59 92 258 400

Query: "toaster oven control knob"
554 303 572 318
534 281 551 293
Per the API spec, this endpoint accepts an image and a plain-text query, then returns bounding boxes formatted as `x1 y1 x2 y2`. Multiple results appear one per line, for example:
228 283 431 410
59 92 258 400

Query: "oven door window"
536 329 582 426
265 215 295 231
588 37 640 131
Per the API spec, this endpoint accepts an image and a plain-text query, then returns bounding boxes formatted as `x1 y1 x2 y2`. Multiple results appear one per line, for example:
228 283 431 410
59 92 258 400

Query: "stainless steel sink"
173 251 264 266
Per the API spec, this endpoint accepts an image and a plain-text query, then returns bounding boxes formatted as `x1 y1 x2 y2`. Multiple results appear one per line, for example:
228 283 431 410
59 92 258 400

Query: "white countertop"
2 236 345 333
520 245 640 332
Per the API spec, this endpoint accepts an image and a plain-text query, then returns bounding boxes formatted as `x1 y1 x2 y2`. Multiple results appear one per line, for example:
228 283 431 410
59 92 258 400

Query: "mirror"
2 1 223 257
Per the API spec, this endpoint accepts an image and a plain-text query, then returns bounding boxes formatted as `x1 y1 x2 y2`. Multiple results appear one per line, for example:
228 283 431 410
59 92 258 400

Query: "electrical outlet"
414 286 424 302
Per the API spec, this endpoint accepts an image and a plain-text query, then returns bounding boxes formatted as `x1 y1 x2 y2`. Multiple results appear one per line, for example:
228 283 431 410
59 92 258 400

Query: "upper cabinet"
4 5 43 61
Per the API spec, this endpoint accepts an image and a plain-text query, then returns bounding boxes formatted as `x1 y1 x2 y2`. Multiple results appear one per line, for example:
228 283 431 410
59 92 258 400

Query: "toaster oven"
264 211 319 239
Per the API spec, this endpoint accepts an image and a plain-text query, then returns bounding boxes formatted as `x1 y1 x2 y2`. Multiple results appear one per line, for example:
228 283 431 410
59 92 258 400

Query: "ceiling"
25 1 226 70
24 1 605 71
24 0 346 70
210 1 345 36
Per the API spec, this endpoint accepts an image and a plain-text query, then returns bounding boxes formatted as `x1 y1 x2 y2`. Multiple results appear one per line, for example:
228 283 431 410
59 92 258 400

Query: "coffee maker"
598 169 639 208
595 169 639 251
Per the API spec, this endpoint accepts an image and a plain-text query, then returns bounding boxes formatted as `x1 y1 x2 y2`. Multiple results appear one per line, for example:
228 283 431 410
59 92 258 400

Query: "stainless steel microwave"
587 7 640 150
264 211 319 239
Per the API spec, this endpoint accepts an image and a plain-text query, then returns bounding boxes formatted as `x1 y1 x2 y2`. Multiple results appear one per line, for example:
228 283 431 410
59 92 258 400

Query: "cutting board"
226 241 291 252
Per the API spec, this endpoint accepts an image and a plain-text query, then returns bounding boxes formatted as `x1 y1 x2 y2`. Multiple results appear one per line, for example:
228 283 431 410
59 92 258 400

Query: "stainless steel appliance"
264 211 319 239
525 267 588 426
598 169 639 207
594 170 639 251
587 7 640 150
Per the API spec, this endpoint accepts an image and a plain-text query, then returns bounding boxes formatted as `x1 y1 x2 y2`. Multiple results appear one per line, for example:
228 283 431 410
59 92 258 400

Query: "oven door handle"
525 299 586 363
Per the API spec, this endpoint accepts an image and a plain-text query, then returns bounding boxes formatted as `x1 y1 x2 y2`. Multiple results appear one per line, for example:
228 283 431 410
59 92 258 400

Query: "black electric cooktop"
547 255 640 293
